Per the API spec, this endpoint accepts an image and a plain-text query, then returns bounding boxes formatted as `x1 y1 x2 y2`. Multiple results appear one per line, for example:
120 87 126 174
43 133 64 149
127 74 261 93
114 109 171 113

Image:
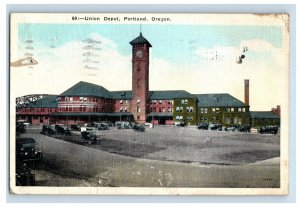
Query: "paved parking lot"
23 125 280 187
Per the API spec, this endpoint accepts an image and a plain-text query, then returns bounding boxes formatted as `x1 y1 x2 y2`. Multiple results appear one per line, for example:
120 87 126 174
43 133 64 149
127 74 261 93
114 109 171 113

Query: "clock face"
136 50 143 58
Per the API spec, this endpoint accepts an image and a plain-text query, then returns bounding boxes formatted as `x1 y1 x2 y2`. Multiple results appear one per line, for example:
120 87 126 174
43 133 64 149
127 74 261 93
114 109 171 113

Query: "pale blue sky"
14 23 286 110
19 23 282 64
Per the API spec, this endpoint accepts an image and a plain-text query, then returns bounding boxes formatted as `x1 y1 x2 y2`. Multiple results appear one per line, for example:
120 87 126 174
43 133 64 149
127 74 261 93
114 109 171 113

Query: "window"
186 106 193 112
181 100 185 104
187 116 193 121
176 106 183 112
137 79 141 87
225 117 230 124
120 100 123 104
216 108 220 113
242 108 246 112
162 107 165 112
226 108 231 112
204 108 208 113
137 107 141 113
231 108 235 112
83 97 87 102
159 108 162 112
120 107 123 112
124 107 127 112
80 97 84 102
200 108 204 114
137 116 140 120
137 63 141 71
65 97 69 102
168 107 171 112
69 106 72 111
137 99 140 103
66 106 68 111
79 105 83 111
238 108 242 112
70 97 73 102
212 108 216 112
159 100 162 104
176 116 183 120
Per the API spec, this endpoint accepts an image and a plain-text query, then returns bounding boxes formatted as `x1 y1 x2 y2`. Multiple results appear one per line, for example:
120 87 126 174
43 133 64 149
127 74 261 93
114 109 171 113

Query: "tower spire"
140 24 142 36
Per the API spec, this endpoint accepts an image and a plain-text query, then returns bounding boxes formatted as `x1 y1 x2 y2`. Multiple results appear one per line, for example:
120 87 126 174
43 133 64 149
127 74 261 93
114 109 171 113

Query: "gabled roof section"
250 111 280 119
110 91 132 100
22 95 58 108
130 32 152 47
195 93 245 107
149 90 195 100
60 81 112 99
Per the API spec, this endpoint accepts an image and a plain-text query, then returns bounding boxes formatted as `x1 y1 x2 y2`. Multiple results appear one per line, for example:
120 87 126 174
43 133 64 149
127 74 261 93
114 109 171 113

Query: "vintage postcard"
10 13 289 195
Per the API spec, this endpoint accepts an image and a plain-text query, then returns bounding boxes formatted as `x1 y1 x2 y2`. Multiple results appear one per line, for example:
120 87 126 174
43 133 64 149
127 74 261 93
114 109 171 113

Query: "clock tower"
129 32 152 123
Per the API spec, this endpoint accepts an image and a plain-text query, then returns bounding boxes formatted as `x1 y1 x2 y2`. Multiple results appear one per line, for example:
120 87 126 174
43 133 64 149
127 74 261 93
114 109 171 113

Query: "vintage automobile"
174 122 186 127
116 121 132 129
197 123 209 130
238 125 251 132
224 124 239 132
209 123 222 131
55 124 72 135
40 125 56 135
16 161 36 186
97 123 109 130
16 137 42 162
132 123 145 132
81 128 100 144
70 124 81 131
259 125 279 134
16 122 26 134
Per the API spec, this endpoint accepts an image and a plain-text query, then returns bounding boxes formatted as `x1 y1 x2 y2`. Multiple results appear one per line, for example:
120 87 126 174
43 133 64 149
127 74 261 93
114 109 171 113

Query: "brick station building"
16 33 280 127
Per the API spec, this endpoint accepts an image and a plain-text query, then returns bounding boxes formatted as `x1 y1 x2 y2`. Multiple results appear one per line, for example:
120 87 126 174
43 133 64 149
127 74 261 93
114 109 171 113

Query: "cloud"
11 33 132 97
10 36 287 111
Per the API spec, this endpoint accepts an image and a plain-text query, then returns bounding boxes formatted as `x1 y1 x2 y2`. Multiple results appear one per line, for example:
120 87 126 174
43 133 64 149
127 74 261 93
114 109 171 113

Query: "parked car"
259 125 279 134
98 123 109 130
70 124 81 131
197 123 209 130
174 122 186 127
55 124 72 135
224 124 239 132
40 125 56 135
116 121 132 129
16 138 42 162
81 128 100 144
209 124 222 131
132 123 145 132
16 161 36 186
16 123 26 134
238 125 251 132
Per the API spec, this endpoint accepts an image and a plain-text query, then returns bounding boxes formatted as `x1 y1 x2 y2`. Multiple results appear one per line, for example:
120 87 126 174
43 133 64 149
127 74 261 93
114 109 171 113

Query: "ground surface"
20 126 280 188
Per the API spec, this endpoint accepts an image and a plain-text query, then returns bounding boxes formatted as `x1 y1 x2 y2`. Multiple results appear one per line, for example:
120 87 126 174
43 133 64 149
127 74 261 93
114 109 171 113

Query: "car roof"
16 138 36 144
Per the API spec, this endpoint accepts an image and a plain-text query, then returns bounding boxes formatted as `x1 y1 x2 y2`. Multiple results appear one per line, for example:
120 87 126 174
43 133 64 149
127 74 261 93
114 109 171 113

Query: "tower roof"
129 32 152 47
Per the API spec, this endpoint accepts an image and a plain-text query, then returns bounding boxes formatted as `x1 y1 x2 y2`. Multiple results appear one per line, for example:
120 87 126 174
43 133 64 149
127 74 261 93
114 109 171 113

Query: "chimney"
244 79 249 107
277 105 281 116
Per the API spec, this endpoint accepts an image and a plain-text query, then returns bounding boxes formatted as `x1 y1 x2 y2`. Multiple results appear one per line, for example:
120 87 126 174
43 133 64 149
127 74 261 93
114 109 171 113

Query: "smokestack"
244 79 249 106
277 105 281 116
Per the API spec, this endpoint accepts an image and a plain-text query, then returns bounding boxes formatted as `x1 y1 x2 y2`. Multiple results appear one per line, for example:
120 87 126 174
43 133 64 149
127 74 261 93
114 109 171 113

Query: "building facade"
16 33 279 127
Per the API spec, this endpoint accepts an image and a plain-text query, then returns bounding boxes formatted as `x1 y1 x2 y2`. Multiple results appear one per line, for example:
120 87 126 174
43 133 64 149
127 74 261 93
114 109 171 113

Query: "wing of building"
15 32 280 127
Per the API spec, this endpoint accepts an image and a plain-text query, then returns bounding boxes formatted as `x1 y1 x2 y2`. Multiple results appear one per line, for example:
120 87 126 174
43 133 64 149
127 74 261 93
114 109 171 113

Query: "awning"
51 112 133 117
146 113 173 117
